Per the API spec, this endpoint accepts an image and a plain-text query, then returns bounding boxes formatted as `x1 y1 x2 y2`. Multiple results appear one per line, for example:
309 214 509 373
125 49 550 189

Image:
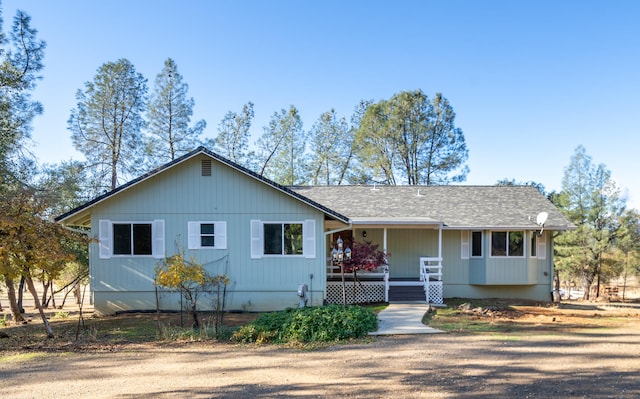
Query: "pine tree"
68 59 147 192
256 105 308 185
214 102 255 168
145 58 205 167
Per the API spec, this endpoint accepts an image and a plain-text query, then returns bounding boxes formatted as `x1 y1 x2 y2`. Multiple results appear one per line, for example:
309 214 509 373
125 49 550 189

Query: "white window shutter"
153 220 165 259
98 220 112 259
303 219 316 259
216 222 227 249
250 220 263 259
537 232 547 260
188 222 200 249
461 231 470 260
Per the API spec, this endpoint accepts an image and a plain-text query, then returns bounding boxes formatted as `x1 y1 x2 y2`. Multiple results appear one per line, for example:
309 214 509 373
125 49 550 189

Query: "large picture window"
264 223 303 255
98 219 164 259
491 231 524 257
113 223 152 255
251 220 315 259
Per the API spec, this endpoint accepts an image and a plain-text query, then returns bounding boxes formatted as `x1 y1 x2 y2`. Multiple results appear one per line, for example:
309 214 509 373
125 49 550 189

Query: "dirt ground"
1 302 640 398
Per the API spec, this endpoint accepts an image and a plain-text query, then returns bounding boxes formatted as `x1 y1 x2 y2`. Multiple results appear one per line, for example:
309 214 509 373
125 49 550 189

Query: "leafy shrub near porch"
232 305 378 344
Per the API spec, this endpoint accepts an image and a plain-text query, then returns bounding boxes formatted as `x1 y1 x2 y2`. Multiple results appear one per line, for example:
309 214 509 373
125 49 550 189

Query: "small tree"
340 241 388 304
155 250 228 330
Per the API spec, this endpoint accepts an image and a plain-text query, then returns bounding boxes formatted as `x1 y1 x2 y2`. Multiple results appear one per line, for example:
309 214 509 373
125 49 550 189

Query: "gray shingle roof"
290 185 574 230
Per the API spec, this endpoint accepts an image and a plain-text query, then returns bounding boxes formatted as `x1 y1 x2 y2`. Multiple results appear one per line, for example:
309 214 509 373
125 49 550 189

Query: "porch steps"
388 285 426 303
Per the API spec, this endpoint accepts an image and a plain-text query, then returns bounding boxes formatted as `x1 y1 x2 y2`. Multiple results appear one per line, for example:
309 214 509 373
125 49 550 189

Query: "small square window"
200 223 215 247
188 221 226 250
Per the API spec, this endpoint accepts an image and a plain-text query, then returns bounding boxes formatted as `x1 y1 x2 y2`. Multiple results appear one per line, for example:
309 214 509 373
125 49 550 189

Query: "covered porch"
324 218 445 305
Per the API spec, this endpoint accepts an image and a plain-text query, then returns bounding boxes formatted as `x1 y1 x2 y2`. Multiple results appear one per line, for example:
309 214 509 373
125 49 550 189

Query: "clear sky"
3 0 639 209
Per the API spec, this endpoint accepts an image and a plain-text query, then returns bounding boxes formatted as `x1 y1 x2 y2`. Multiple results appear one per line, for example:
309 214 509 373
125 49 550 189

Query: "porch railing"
420 257 443 304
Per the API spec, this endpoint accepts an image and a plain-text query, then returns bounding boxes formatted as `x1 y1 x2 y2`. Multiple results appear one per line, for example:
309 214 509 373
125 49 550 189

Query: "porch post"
383 228 388 253
438 224 443 259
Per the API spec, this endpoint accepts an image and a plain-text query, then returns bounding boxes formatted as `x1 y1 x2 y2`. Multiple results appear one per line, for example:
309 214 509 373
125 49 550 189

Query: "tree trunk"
23 274 54 338
191 303 199 330
41 280 50 308
3 275 25 323
17 276 26 313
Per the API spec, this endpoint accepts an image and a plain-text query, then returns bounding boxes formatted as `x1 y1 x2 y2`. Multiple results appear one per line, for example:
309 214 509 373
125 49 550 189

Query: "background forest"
1 5 639 329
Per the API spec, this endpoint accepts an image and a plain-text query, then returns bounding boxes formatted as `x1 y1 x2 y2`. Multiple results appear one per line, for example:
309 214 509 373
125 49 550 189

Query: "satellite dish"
536 212 548 227
535 212 548 237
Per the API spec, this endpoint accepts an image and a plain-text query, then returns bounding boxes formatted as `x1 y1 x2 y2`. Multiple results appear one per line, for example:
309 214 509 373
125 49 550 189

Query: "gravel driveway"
2 324 639 398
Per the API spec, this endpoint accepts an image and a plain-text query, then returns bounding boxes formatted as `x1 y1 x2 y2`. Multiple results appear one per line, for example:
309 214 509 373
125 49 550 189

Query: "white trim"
153 220 165 259
250 220 263 259
537 231 547 260
461 231 470 259
98 220 112 259
303 219 316 259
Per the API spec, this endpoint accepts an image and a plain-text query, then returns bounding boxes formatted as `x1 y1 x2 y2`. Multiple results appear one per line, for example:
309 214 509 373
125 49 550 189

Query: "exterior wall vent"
201 159 212 176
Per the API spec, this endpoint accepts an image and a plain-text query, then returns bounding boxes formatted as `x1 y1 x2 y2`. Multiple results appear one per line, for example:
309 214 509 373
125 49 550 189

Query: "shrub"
54 311 69 319
232 305 377 344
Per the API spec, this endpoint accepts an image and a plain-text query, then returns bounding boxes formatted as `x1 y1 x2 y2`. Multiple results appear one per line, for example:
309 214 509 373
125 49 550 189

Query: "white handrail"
419 256 443 304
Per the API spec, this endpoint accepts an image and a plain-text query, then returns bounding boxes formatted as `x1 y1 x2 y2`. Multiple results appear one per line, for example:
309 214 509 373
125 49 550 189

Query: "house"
56 147 574 315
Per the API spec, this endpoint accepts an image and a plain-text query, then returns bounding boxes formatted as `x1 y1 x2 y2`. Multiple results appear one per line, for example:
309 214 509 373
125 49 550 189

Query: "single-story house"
56 147 574 315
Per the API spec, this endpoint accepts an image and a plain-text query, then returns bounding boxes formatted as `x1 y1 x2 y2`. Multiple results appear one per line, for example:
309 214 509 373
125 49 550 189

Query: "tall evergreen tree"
214 101 255 168
0 7 45 185
145 58 205 167
354 90 468 185
256 105 308 185
308 108 351 185
68 58 147 192
555 146 626 299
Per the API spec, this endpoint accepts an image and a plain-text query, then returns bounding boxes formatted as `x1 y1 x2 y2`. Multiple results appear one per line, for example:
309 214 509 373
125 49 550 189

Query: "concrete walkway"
369 303 444 335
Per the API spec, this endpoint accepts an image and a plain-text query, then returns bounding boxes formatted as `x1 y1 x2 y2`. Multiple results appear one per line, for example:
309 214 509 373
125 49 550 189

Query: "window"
99 220 164 259
113 223 152 255
264 223 303 255
250 220 316 259
530 232 537 257
491 231 524 257
188 221 227 250
471 231 483 257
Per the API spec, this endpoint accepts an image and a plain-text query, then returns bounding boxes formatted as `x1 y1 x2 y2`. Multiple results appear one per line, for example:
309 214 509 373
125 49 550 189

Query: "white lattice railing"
326 281 388 304
420 257 443 304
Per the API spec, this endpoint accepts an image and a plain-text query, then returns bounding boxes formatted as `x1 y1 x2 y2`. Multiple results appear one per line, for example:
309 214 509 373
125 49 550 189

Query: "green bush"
232 305 377 344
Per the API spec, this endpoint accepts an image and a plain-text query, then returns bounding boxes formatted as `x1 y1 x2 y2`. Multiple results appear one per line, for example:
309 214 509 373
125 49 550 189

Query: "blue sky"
3 0 639 209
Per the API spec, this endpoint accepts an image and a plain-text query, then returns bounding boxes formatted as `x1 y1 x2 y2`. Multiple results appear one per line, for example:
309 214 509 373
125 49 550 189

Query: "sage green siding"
89 154 326 314
387 229 439 279
445 230 554 301
325 228 554 302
